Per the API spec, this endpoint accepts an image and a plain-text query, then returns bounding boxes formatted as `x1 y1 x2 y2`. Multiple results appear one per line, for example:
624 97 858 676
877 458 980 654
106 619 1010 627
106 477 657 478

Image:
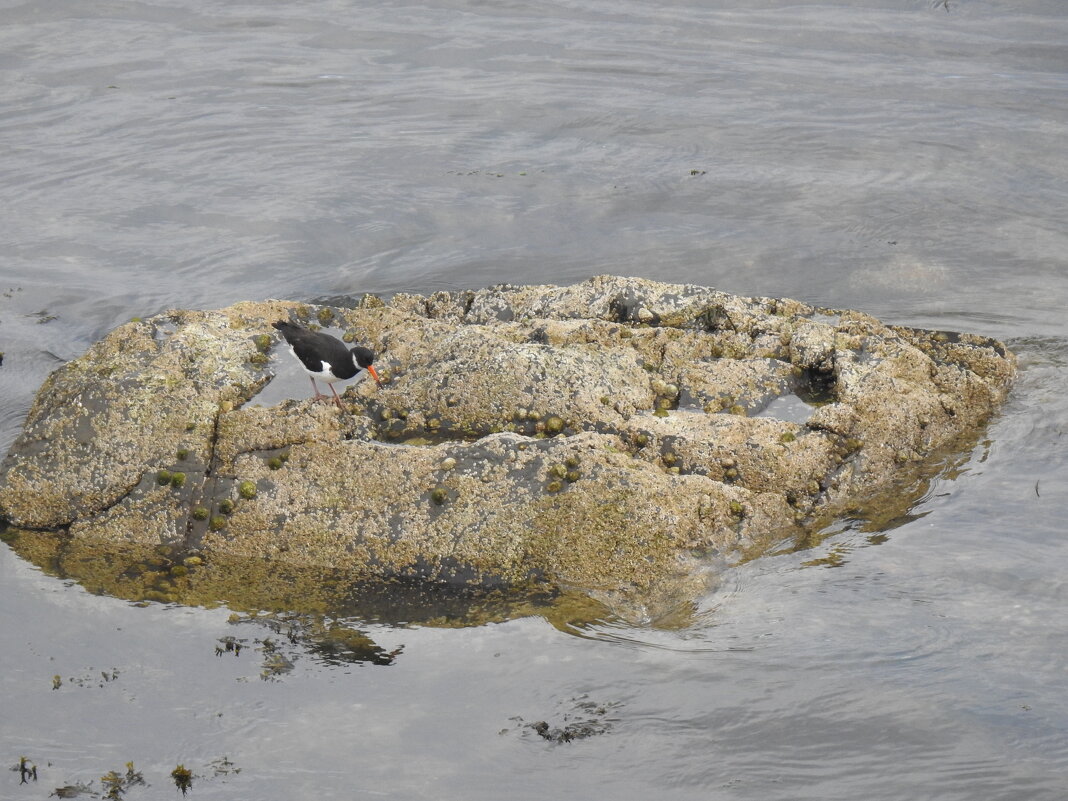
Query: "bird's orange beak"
367 364 383 387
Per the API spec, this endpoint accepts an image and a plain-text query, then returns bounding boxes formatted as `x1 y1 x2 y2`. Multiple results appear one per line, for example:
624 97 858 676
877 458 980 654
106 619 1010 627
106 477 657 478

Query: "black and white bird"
271 320 382 408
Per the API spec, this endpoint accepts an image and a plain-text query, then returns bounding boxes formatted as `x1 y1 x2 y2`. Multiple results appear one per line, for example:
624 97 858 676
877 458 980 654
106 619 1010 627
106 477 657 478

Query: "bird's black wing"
273 321 349 373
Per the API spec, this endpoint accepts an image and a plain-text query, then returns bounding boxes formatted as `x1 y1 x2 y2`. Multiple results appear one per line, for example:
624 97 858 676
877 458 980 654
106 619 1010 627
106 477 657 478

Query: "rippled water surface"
2 1 1068 798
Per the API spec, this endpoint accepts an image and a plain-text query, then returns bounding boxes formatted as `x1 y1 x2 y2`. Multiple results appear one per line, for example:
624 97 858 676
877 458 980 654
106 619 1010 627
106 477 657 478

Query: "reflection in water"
0 525 615 660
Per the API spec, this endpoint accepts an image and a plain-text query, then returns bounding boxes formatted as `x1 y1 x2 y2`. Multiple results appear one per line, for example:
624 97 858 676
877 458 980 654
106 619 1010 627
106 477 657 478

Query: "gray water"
2 0 1068 798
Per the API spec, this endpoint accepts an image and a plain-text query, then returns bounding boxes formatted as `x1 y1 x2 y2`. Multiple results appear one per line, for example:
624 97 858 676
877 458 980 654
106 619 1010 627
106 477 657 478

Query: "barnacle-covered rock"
0 276 1015 619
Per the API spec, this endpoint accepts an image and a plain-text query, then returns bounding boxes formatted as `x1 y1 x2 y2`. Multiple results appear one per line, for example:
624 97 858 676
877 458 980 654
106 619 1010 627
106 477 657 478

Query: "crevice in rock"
695 304 738 333
461 291 476 318
793 366 839 405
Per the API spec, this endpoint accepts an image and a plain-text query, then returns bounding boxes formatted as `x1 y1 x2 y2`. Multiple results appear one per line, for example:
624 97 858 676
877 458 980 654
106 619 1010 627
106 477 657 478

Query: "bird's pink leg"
309 377 330 403
328 383 344 409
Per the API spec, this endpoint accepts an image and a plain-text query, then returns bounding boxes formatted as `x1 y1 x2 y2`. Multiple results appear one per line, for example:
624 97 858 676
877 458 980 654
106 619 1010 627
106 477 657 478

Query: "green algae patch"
171 765 193 794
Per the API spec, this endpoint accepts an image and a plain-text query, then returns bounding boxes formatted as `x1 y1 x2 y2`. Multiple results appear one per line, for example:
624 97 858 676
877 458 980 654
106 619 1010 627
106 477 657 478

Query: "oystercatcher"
271 320 382 408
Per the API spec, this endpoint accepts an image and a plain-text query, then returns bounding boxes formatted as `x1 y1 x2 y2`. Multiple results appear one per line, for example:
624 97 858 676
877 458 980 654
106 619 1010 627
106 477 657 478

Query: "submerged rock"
0 276 1015 617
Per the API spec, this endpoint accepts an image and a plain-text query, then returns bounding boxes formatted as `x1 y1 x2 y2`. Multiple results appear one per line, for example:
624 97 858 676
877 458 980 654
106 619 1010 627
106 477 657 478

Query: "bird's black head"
350 345 382 386
350 346 375 369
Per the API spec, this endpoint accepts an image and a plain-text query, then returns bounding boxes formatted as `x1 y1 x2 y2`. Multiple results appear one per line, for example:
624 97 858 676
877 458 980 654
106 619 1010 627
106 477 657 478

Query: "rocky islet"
0 275 1015 614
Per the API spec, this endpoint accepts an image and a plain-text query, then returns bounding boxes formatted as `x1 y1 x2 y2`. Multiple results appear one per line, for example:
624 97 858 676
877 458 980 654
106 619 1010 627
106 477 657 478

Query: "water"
2 0 1068 797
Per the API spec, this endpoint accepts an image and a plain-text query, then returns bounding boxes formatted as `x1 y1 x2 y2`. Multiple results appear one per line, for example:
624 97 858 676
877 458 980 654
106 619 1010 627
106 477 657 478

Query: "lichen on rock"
0 276 1015 619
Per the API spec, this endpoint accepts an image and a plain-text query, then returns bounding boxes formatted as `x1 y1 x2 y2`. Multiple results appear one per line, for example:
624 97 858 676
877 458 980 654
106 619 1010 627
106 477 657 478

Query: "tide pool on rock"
0 276 1015 620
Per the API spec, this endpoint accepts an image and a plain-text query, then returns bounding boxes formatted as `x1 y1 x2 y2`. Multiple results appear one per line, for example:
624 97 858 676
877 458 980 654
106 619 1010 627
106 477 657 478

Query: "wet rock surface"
0 276 1015 615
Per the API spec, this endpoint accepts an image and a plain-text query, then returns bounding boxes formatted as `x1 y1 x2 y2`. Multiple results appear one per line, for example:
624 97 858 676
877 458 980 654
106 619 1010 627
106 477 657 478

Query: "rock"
0 276 1015 617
